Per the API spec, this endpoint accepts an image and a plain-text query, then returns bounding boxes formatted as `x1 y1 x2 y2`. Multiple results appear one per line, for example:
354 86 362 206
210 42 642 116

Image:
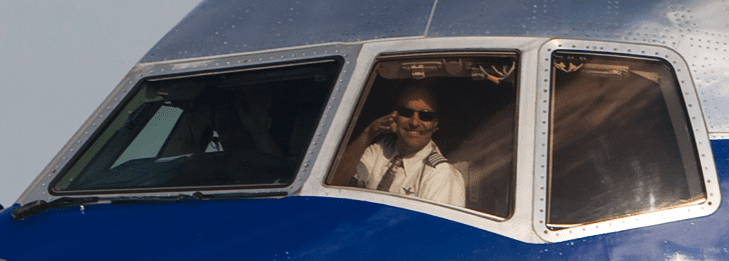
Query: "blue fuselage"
2 140 727 260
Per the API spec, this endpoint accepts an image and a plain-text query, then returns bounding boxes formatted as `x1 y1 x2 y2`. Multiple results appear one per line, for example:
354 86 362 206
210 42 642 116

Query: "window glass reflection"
548 52 705 226
53 59 341 192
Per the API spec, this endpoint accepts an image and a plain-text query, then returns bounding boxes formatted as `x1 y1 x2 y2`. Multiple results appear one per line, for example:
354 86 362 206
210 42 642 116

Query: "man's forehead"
397 87 438 111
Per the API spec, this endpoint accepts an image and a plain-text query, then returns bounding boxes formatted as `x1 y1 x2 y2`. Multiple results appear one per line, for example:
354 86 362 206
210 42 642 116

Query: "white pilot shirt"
354 138 466 207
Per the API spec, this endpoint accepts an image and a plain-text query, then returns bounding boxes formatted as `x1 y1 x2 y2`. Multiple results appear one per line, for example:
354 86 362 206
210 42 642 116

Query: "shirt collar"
397 140 446 168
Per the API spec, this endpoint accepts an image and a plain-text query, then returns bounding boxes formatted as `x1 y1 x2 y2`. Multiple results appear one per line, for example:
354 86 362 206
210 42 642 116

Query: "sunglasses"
396 105 437 122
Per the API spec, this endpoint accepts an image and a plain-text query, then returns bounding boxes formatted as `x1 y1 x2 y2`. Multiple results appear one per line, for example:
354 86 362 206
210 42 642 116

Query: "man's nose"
408 112 423 126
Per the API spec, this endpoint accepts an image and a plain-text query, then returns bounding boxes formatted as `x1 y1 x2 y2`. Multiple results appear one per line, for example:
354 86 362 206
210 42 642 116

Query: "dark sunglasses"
396 105 437 122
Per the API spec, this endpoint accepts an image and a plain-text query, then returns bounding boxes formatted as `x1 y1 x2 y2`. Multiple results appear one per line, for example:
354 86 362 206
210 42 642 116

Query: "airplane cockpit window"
51 59 341 192
547 52 706 228
328 52 518 218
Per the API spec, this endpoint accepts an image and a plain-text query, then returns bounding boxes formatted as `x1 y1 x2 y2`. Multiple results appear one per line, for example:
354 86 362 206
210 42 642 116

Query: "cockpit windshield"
52 59 342 192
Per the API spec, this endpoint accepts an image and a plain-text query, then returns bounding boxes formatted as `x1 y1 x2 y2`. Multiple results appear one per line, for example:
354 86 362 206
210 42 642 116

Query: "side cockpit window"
328 53 518 219
547 52 706 227
52 59 341 192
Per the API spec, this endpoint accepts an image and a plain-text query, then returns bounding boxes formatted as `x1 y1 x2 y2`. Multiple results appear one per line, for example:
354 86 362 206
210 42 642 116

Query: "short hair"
397 82 439 112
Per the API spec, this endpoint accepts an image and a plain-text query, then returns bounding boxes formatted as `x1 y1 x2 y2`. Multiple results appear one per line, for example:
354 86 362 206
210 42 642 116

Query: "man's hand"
366 111 398 138
331 111 398 186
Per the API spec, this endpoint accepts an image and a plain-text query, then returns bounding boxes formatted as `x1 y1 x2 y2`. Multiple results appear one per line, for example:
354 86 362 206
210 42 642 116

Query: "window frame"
300 37 548 244
48 58 344 195
532 39 721 242
325 51 521 219
16 44 359 204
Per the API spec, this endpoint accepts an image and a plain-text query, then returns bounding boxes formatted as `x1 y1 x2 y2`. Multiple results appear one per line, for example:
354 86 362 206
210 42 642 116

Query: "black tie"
377 155 403 192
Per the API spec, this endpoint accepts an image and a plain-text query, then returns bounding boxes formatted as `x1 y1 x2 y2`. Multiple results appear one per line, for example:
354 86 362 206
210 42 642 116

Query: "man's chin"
397 138 429 154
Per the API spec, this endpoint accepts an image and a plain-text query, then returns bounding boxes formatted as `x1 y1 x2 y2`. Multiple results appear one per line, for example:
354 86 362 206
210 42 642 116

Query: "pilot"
333 85 466 207
212 90 282 157
209 90 292 184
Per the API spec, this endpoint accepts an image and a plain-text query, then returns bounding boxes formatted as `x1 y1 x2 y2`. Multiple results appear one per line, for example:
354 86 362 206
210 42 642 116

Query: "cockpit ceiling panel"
140 0 434 63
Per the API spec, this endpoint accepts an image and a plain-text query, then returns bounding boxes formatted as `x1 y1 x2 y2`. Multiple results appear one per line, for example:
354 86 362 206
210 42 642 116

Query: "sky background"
0 0 201 207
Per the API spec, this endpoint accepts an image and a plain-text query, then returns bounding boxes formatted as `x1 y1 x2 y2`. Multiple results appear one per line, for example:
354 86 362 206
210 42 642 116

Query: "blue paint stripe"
0 141 728 260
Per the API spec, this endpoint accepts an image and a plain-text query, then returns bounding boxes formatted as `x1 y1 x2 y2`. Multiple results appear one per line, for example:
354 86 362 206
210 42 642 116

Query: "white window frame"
532 39 721 242
300 37 549 243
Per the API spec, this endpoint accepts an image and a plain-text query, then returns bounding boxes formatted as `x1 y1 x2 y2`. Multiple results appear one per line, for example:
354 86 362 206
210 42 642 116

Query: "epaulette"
425 149 448 167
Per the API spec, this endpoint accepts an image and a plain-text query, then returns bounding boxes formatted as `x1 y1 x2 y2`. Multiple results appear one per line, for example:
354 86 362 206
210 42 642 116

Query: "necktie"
376 155 403 192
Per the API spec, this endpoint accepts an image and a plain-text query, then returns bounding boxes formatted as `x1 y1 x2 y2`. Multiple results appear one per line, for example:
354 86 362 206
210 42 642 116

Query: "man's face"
395 97 438 155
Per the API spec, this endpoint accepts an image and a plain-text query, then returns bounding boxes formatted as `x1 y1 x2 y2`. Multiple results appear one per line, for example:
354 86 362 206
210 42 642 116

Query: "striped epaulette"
425 149 448 167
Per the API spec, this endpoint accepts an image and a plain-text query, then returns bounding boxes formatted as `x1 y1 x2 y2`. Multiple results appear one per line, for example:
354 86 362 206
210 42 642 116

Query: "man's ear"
432 119 439 132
